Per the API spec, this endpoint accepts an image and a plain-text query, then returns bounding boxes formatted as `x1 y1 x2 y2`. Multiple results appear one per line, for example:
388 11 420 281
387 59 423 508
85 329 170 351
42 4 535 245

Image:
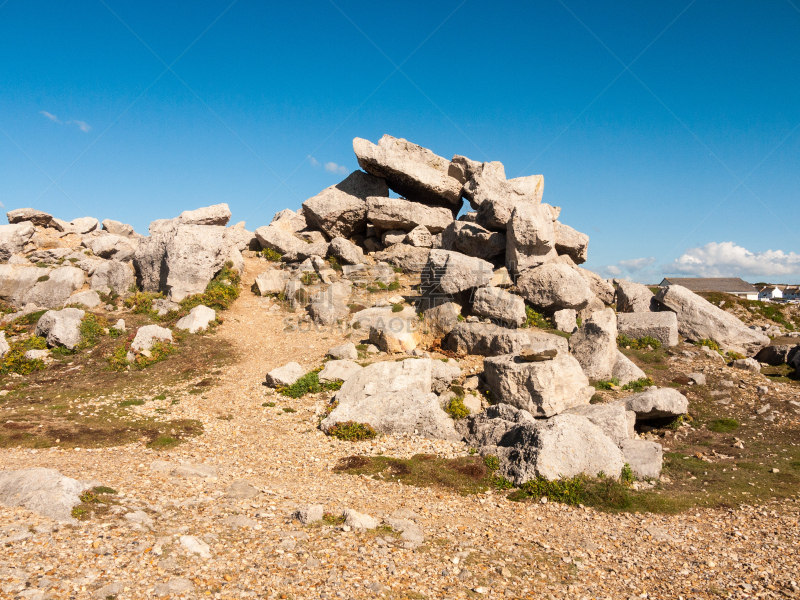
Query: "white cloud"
69 120 91 132
670 242 800 279
605 265 621 276
0 201 5 209
618 257 655 272
324 162 348 175
39 111 61 124
308 155 320 167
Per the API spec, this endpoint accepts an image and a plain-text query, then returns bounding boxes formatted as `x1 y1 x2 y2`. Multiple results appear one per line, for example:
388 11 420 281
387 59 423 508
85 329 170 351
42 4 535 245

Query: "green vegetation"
445 396 470 419
593 377 620 390
282 407 296 413
387 280 401 291
277 368 342 398
456 314 465 322
391 303 404 313
119 399 145 407
108 340 176 371
1 341 46 376
327 256 342 271
327 421 377 441
261 248 282 262
483 455 500 471
124 291 162 318
725 350 745 361
621 377 654 392
300 272 317 286
708 418 739 433
522 305 551 329
180 262 241 312
617 334 662 350
37 275 50 282
262 402 276 407
76 314 108 350
696 338 721 353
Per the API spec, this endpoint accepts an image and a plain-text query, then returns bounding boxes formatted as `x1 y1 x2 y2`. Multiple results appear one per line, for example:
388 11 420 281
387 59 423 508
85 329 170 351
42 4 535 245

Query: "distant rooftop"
659 277 757 294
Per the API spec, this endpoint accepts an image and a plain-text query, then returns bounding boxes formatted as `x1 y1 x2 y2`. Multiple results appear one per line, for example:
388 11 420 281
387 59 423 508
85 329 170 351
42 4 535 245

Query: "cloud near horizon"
670 242 800 279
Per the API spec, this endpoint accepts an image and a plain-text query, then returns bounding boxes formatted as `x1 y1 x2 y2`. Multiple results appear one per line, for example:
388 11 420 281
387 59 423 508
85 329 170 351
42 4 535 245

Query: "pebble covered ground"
1 259 799 600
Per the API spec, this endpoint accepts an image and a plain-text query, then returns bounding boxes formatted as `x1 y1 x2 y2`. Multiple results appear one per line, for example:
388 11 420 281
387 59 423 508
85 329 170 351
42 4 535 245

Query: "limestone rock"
420 300 462 336
254 269 287 296
483 352 593 417
0 332 8 358
343 508 379 530
178 203 231 226
655 285 769 356
0 265 47 305
354 136 462 207
67 290 102 308
421 250 492 295
754 344 796 366
34 308 85 349
175 305 216 333
731 357 761 374
265 362 305 387
7 208 62 230
328 237 364 265
372 244 430 273
612 351 647 386
162 225 235 301
0 222 35 262
303 170 388 239
270 208 307 233
441 221 505 261
472 287 526 327
506 203 556 274
569 308 618 381
369 321 420 354
102 219 141 238
90 260 135 295
460 160 544 230
620 439 663 479
65 217 101 234
444 323 569 357
553 309 577 333
0 467 97 523
22 266 85 309
620 388 688 420
130 325 173 352
83 233 138 262
318 360 363 383
617 312 679 347
515 262 593 311
327 342 358 361
431 359 462 395
254 225 305 258
292 505 324 524
554 222 589 264
367 196 454 233
615 280 657 313
564 402 632 446
575 266 615 305
405 225 432 248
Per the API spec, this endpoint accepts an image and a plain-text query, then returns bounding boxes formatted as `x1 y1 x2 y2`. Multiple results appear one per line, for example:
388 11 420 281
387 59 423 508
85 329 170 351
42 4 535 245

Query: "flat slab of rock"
731 357 761 374
655 285 769 355
554 221 589 264
617 311 679 347
265 362 305 387
327 342 358 360
421 249 492 295
318 360 363 383
0 467 95 523
441 221 505 260
303 170 388 239
483 352 593 417
620 439 663 479
328 237 364 265
619 388 688 420
226 480 259 499
354 135 462 207
343 508 379 530
22 266 85 308
7 208 62 229
612 351 647 386
372 244 431 273
178 203 231 226
367 196 454 233
472 287 526 328
615 280 657 313
564 402 633 445
569 308 618 381
444 322 569 357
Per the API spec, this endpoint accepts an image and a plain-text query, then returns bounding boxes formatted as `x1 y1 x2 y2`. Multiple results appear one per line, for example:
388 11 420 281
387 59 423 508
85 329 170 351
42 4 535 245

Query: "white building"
758 286 783 301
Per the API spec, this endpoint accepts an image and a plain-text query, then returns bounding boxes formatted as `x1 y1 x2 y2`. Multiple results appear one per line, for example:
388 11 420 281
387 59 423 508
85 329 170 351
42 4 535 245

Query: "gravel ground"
1 259 799 600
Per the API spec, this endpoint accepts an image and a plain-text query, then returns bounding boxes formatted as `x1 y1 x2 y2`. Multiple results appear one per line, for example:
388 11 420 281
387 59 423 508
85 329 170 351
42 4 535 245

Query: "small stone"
519 346 558 362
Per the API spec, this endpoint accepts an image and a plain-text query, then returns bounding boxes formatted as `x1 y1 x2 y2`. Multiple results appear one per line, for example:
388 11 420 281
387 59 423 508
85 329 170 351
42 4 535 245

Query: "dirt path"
1 258 799 600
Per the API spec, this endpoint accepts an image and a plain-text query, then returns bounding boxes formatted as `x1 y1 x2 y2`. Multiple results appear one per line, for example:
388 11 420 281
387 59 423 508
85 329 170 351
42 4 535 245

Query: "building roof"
659 277 758 293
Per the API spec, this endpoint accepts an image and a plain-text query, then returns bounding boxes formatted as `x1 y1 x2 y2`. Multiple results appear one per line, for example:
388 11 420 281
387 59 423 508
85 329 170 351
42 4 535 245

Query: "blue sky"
1 0 799 283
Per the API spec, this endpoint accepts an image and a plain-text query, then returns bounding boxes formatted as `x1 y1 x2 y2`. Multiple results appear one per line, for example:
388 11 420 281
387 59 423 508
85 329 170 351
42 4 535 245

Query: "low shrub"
725 350 745 361
483 455 500 471
327 256 342 271
593 377 620 390
300 272 317 286
277 368 341 398
0 344 46 375
76 314 108 350
708 418 739 433
124 292 162 318
387 280 400 291
37 275 50 282
261 248 282 262
522 306 551 329
180 262 241 312
617 334 662 350
621 377 654 392
695 339 721 353
445 397 470 419
327 421 377 441
391 303 404 313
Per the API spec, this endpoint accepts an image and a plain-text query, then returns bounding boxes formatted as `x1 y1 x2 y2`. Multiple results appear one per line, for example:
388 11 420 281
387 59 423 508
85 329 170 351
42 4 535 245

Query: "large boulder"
7 208 62 230
619 388 688 420
327 237 364 265
265 362 305 387
472 287 526 327
254 225 307 258
441 221 505 261
564 403 633 446
419 300 462 336
254 269 287 296
353 135 462 207
34 307 85 349
575 266 615 305
83 233 138 262
0 265 42 305
308 281 351 326
318 360 363 383
64 217 101 234
459 159 545 230
483 351 593 417
515 262 593 312
270 208 307 233
615 280 657 313
22 266 85 308
131 325 173 352
655 285 769 355
612 351 647 386
302 171 388 239
321 358 459 440
67 290 102 308
405 225 432 248
620 439 663 479
178 203 231 226
506 203 556 274
367 197 454 234
0 222 35 262
0 467 97 523
420 250 492 296
369 320 420 354
554 222 589 264
617 312 679 347
444 322 569 357
372 244 430 273
225 221 257 251
569 308 618 381
754 344 797 366
494 414 624 483
90 260 135 295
